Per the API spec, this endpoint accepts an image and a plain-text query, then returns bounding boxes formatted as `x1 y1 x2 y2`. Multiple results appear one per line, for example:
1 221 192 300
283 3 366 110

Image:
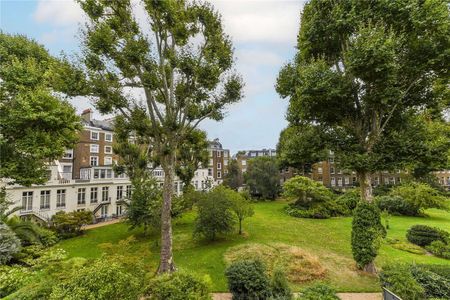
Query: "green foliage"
351 202 385 269
336 189 360 212
51 211 93 238
270 269 292 300
5 216 57 247
245 156 280 200
390 182 449 215
426 241 450 260
386 238 426 255
225 259 272 300
194 186 236 240
283 176 334 208
0 33 81 186
224 159 244 190
298 284 339 300
411 265 450 299
0 265 32 298
0 223 21 264
406 225 449 247
375 195 417 216
418 264 450 279
126 178 162 234
379 264 425 300
228 188 254 234
50 258 142 300
145 271 211 300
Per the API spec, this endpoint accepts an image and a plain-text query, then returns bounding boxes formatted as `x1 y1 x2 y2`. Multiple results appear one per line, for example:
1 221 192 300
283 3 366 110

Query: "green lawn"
56 201 450 292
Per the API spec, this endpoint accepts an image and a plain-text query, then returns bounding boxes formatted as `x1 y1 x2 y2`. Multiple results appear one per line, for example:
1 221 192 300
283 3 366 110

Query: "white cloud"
236 49 283 66
34 0 85 26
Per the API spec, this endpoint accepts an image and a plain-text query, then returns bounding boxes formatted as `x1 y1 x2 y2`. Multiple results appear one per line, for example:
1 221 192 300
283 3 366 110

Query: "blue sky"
0 0 304 154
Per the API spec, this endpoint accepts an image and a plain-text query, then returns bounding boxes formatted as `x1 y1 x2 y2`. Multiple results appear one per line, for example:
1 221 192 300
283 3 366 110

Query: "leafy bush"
285 205 330 219
0 265 33 298
270 269 292 300
386 238 426 255
145 271 211 300
351 202 385 270
283 176 334 208
49 259 142 300
336 189 360 212
0 223 21 264
245 156 281 200
389 182 448 215
34 226 58 247
418 264 450 278
51 210 93 238
379 264 425 300
298 284 339 300
406 225 449 247
194 186 236 240
375 195 417 216
225 259 272 300
411 265 450 299
426 241 450 259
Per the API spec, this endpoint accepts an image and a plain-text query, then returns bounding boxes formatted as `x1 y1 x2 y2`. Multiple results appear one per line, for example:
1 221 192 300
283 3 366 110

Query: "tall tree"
0 33 81 186
277 0 449 203
245 156 280 200
223 159 243 190
76 0 242 273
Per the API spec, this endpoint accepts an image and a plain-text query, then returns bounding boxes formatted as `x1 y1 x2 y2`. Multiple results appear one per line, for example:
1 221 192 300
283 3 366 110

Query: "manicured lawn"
56 201 450 292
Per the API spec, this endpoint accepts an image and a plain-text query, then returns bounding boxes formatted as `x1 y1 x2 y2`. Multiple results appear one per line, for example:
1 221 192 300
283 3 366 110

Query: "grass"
56 200 450 292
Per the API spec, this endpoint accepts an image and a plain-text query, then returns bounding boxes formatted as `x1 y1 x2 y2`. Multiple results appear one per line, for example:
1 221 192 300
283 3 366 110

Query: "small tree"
245 157 280 200
51 211 93 238
351 202 386 273
270 268 292 300
283 176 334 208
194 186 235 241
0 223 21 265
224 159 244 191
228 189 254 235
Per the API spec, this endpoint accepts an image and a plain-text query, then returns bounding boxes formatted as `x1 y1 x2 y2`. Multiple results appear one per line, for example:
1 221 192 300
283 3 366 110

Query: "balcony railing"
79 167 128 181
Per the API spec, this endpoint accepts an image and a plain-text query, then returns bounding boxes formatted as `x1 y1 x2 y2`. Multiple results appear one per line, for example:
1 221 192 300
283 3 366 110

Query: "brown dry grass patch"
224 243 326 283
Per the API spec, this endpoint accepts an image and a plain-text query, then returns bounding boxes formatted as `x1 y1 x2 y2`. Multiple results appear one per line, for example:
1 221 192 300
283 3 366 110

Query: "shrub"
49 259 142 300
270 269 292 300
386 238 426 255
245 156 280 200
417 264 450 278
411 265 450 299
145 271 211 300
298 284 339 300
375 195 417 216
225 259 272 300
406 225 449 247
426 241 450 259
351 202 385 271
0 265 33 298
379 264 425 300
34 226 58 247
390 182 448 215
51 210 93 239
336 189 360 212
194 186 236 240
0 223 21 264
285 205 330 219
283 176 334 208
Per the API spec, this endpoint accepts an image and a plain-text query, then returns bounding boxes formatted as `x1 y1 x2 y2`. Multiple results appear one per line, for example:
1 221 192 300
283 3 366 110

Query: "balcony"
79 167 128 182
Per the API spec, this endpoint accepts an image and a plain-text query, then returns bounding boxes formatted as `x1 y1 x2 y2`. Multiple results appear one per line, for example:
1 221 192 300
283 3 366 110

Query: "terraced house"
4 109 228 223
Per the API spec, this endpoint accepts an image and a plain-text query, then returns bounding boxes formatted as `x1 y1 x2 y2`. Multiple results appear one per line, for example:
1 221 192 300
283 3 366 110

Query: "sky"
0 0 305 154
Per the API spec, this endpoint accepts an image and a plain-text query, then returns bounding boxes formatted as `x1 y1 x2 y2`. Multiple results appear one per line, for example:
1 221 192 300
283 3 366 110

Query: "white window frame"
90 131 99 140
102 187 109 202
22 191 33 211
217 151 221 158
63 149 73 159
104 156 113 165
77 188 86 205
56 189 66 208
217 170 222 178
90 156 99 166
104 133 113 142
330 177 336 186
104 145 113 154
90 187 98 203
90 144 99 153
117 186 123 200
217 162 222 170
40 190 50 210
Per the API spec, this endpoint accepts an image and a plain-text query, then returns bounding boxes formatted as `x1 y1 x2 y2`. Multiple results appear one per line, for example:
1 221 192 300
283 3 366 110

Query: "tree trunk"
239 219 242 235
158 157 176 274
363 261 377 273
358 171 373 203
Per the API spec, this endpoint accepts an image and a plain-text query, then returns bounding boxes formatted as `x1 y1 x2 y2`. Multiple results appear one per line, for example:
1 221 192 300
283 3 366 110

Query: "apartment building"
4 110 228 222
234 148 277 174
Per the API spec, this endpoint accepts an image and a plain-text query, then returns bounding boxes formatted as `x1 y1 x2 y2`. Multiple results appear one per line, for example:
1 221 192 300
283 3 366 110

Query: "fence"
383 288 402 300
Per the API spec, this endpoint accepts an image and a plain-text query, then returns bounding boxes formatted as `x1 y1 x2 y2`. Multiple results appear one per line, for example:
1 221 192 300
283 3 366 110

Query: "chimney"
81 108 93 122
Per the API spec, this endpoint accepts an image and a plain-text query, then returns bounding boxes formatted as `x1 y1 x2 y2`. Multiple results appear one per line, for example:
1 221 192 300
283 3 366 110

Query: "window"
22 191 33 211
104 156 113 165
329 157 334 163
345 177 350 185
317 167 323 174
330 167 335 174
56 189 66 208
217 151 221 157
104 146 112 154
208 168 212 176
217 162 222 170
90 156 98 166
116 205 123 216
337 178 343 186
209 159 213 166
224 151 229 158
117 186 123 200
330 177 336 186
102 187 109 202
241 160 246 166
40 191 50 209
90 131 99 140
77 188 86 205
90 144 99 153
337 169 342 174
62 165 72 173
126 185 132 198
224 159 228 166
90 187 98 203
105 133 113 142
217 170 222 178
63 150 73 159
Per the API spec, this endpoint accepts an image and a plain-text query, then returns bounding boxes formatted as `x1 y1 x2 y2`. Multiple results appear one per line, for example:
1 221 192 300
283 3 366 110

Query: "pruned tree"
76 0 243 273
